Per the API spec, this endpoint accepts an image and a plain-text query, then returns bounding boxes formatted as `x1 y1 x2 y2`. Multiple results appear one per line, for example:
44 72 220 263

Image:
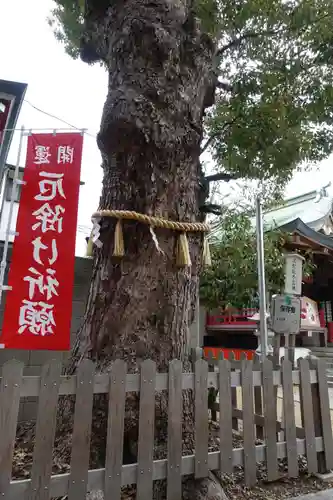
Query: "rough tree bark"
66 0 225 498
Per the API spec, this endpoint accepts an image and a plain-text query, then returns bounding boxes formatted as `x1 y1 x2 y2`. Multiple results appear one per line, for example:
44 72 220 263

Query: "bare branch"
216 81 234 91
205 172 236 182
216 30 277 58
216 12 331 59
200 131 221 154
200 117 238 154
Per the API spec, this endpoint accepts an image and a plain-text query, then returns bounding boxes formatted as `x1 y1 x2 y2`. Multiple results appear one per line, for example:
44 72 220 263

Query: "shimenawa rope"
89 210 211 267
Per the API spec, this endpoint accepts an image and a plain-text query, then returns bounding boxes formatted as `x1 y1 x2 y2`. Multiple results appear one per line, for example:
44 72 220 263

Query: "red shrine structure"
203 187 333 360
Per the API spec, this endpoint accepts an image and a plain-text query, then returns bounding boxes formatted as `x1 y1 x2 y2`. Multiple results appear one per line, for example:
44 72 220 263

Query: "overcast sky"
1 0 107 254
1 0 333 254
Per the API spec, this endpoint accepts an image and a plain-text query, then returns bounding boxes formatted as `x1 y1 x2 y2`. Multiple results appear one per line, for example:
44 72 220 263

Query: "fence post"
191 347 203 367
195 359 209 478
298 358 318 474
285 334 296 367
310 358 328 474
316 359 333 471
206 350 217 422
253 354 264 440
0 360 24 498
230 351 239 431
262 358 279 481
272 336 282 441
281 358 298 478
241 358 256 486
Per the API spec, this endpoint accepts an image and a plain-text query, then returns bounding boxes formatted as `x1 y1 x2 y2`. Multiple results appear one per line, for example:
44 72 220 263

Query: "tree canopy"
199 208 315 309
49 0 333 196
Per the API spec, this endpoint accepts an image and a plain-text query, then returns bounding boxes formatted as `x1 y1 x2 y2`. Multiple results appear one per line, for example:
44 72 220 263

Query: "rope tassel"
176 233 191 267
86 235 93 257
113 219 125 257
202 237 212 267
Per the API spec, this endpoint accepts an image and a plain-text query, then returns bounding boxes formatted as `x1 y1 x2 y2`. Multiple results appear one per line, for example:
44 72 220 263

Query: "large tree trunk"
74 0 215 370
12 3 227 496
67 1 225 498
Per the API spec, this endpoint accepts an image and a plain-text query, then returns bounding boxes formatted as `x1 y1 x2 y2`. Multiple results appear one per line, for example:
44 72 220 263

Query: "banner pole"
0 125 25 306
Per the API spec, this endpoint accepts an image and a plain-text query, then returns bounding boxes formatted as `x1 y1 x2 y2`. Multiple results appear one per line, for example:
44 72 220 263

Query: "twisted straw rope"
92 210 210 232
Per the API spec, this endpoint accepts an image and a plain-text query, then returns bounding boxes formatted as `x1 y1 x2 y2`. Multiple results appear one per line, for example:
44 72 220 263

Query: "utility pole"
256 196 268 360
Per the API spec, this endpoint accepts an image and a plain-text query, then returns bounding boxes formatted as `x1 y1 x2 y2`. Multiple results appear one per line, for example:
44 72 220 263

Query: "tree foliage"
49 0 333 195
200 209 315 309
48 1 84 59
207 0 333 189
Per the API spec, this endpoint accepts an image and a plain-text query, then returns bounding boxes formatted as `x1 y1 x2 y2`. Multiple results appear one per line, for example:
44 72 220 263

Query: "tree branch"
200 131 221 154
216 12 331 60
204 172 237 183
216 30 277 58
200 117 238 154
216 81 234 92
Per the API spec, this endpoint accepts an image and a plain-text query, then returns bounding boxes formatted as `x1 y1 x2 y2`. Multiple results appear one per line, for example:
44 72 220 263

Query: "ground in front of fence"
11 421 333 500
208 427 333 500
218 458 333 500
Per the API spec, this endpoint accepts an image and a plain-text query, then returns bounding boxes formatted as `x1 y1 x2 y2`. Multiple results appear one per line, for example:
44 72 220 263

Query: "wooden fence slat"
191 347 203 366
281 358 298 478
286 334 296 366
272 336 281 369
167 360 182 500
207 351 217 422
229 351 236 362
195 359 208 478
68 359 95 500
0 360 24 497
206 350 214 366
136 360 156 500
26 359 62 500
231 386 238 431
104 359 127 500
241 360 256 487
219 358 233 474
299 358 317 474
253 356 263 441
316 360 333 470
218 351 224 360
262 358 279 482
229 352 238 432
309 359 326 473
272 339 282 442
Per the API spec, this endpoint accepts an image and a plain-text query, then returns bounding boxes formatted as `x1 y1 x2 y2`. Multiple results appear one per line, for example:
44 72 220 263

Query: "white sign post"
272 253 304 366
284 253 304 296
271 294 301 334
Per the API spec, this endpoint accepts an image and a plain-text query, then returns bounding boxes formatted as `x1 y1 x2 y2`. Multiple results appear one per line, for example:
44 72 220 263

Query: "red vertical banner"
0 133 83 350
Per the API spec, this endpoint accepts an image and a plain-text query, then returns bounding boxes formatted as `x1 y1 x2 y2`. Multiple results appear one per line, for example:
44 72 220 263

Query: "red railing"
206 308 258 327
203 346 255 361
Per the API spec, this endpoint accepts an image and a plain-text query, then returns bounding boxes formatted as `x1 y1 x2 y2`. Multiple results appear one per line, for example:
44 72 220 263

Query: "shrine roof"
209 186 333 247
262 188 333 234
281 217 333 251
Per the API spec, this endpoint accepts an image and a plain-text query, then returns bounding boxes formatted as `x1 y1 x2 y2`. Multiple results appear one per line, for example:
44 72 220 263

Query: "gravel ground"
218 462 332 500
209 423 333 500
